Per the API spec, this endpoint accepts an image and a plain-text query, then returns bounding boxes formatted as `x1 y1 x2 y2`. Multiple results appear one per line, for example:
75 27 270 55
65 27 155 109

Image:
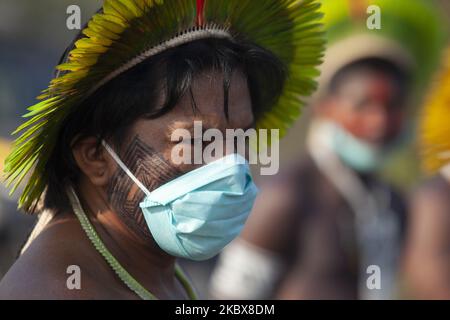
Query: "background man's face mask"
103 142 259 261
315 121 387 173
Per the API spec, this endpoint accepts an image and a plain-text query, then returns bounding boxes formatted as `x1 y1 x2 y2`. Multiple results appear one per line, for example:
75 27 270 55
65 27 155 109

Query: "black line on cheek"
223 65 231 121
107 136 182 240
189 87 199 115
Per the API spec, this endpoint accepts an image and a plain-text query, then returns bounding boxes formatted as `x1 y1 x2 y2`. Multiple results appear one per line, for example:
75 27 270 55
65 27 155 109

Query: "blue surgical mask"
103 142 259 261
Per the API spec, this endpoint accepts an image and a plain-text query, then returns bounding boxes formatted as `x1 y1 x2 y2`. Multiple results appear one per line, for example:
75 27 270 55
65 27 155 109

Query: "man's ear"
72 137 113 187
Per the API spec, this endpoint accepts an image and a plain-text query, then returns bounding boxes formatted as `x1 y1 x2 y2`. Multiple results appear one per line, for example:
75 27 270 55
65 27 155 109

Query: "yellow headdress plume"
420 48 450 175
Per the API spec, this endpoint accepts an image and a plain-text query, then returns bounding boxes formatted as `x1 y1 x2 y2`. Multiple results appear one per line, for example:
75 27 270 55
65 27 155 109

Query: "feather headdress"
4 0 325 210
316 0 446 99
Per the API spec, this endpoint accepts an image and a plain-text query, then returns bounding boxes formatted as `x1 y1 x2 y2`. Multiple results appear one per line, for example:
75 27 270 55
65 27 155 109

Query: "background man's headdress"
4 0 325 210
315 0 446 100
420 48 450 175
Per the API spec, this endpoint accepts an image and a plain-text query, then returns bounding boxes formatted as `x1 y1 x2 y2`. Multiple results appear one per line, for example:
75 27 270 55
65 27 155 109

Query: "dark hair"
328 57 410 99
43 33 286 212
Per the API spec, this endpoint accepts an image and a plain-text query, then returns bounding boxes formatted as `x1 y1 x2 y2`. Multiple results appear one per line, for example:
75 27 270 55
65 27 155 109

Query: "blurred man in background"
210 0 445 300
405 49 450 299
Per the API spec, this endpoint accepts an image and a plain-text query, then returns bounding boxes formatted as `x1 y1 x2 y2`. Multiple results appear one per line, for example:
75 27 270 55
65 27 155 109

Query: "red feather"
196 0 206 27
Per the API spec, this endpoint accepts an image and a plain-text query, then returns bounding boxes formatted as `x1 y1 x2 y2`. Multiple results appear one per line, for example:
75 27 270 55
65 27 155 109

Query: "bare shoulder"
0 212 124 300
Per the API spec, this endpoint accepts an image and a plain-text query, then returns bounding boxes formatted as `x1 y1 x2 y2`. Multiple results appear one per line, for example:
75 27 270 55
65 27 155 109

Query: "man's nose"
367 105 390 139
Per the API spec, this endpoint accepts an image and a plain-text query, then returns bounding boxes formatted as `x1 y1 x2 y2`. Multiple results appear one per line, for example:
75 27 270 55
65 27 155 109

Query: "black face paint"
107 136 181 240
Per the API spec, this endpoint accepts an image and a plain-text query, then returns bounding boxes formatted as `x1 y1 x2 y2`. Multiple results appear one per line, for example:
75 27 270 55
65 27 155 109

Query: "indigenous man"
0 0 324 299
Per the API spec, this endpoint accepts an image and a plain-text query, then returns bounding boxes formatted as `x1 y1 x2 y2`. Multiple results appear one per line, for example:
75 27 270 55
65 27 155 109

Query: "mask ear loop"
102 141 152 198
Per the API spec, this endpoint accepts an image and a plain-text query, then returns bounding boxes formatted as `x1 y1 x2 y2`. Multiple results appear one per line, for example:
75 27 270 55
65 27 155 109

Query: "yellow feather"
420 48 450 174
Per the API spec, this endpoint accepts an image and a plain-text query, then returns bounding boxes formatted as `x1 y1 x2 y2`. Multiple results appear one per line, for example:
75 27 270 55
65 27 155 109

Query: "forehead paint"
107 136 181 240
371 77 394 103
